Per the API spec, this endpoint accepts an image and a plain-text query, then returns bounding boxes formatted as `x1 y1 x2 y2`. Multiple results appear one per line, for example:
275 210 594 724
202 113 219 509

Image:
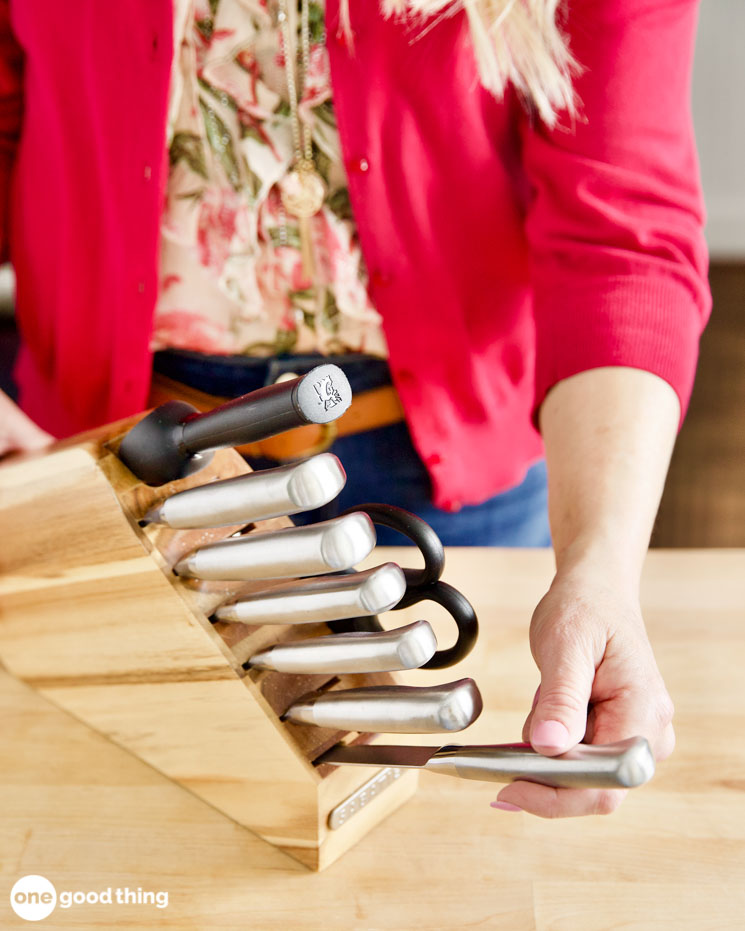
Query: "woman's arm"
493 366 677 816
494 0 710 817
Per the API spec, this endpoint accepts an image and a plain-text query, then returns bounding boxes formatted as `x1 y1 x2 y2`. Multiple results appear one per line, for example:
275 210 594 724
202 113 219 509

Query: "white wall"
692 0 745 258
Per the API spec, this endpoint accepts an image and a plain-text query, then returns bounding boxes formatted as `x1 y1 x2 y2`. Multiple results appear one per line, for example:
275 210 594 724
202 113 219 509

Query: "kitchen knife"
246 620 437 674
118 363 352 485
316 737 655 789
141 453 346 528
213 563 406 624
283 678 482 733
173 512 376 581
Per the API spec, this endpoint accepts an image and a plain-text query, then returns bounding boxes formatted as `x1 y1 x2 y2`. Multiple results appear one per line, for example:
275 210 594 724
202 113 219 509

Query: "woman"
0 0 708 817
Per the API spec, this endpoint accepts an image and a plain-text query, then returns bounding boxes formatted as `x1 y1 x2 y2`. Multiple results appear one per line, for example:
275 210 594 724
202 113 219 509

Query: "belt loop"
265 359 284 387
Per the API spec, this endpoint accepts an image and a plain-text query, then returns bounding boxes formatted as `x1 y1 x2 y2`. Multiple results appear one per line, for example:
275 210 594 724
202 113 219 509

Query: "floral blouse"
151 0 388 358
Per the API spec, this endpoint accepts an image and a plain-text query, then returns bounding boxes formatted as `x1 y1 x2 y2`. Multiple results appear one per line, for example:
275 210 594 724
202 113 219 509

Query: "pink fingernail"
532 720 570 750
490 801 522 812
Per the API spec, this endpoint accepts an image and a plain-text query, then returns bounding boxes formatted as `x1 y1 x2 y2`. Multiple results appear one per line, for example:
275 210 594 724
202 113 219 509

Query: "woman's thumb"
529 633 595 756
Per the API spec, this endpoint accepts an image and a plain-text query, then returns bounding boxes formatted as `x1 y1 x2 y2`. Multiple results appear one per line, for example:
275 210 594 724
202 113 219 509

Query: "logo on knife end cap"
313 374 343 412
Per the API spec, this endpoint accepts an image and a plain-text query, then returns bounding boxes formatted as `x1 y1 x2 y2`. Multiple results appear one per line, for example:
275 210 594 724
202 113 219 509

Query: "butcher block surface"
1 548 743 929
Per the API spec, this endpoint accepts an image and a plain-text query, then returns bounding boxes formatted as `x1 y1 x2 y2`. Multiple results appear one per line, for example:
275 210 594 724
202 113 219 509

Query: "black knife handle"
118 364 351 486
118 400 205 486
181 363 351 454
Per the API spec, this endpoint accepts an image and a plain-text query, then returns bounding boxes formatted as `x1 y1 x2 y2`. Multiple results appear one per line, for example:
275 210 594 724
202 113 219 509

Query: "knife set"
0 365 653 870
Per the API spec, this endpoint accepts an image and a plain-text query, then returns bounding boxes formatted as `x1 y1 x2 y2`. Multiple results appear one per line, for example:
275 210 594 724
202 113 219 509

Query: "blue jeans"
153 350 552 547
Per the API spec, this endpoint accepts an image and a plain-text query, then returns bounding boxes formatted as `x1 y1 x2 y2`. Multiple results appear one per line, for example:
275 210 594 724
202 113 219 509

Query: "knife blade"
173 512 376 581
247 620 437 674
316 736 655 789
213 563 406 624
283 678 483 733
119 363 352 485
141 453 346 528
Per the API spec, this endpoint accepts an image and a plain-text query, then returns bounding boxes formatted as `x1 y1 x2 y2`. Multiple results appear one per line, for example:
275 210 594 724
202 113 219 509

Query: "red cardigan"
0 0 710 509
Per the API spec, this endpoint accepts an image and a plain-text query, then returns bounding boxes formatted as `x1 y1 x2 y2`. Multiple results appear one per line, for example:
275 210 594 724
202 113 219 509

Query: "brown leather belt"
148 371 405 461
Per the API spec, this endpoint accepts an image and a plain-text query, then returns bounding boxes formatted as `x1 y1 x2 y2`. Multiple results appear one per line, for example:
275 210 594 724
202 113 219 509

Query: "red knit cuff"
532 273 710 431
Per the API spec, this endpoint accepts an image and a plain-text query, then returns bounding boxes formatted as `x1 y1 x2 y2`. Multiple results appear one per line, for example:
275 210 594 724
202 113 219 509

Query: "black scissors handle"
393 578 479 669
338 503 478 668
343 502 444 588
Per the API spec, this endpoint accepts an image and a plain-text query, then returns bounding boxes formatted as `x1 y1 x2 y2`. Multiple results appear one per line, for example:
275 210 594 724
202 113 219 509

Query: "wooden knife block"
0 413 418 871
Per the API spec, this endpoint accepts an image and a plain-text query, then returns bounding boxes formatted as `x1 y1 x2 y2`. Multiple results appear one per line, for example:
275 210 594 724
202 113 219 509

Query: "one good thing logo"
9 875 169 921
9 876 56 922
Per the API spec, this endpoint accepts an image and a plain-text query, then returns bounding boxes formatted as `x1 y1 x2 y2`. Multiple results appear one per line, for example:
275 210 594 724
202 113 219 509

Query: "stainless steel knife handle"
213 563 406 624
247 620 438 674
173 512 376 581
426 737 655 788
284 678 483 733
141 453 346 528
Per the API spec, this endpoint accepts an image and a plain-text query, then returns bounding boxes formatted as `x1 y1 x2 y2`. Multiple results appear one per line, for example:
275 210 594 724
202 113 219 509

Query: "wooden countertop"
1 548 743 930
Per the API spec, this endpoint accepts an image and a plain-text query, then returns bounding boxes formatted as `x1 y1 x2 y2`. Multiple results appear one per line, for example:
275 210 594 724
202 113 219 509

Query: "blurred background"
0 2 742 546
652 0 745 547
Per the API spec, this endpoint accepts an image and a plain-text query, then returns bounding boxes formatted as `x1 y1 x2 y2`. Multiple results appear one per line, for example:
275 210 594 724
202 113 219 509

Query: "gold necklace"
278 0 326 279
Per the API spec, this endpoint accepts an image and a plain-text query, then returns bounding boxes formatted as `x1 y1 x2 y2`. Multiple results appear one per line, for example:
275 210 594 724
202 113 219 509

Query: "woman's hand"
492 564 675 817
0 389 53 456
491 367 681 817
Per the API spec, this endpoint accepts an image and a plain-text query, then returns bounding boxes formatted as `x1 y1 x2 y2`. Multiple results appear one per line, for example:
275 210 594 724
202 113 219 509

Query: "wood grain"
0 429 417 871
0 548 742 928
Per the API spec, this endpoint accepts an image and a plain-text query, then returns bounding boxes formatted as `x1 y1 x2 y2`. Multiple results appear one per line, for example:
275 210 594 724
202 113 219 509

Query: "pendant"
280 159 326 218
